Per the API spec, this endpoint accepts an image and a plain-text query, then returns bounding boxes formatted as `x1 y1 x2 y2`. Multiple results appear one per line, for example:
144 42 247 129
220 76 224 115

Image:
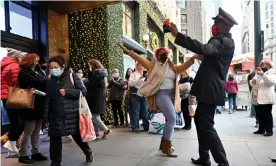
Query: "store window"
181 29 187 35
181 0 187 8
123 3 134 38
9 2 33 39
181 14 187 24
0 1 4 31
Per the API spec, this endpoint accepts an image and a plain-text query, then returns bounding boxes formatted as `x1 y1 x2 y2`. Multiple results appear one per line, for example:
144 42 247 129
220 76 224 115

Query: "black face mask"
41 65 47 70
159 53 168 63
261 67 269 72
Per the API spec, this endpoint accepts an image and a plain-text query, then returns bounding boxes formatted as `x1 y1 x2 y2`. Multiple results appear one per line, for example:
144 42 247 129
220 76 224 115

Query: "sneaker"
18 156 33 164
31 153 48 161
229 109 232 114
4 141 19 154
102 129 112 139
85 154 94 165
42 136 50 142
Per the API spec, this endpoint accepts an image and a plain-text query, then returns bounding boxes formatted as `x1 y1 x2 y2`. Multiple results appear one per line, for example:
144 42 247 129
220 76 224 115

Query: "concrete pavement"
1 110 276 166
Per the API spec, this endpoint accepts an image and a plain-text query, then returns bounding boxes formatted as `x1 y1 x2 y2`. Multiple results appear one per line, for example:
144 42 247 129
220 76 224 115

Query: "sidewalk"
1 110 276 166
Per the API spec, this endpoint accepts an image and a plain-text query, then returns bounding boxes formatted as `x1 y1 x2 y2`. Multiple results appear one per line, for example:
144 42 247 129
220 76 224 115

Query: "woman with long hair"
44 55 93 166
18 54 48 164
86 59 111 139
125 68 133 81
117 43 197 157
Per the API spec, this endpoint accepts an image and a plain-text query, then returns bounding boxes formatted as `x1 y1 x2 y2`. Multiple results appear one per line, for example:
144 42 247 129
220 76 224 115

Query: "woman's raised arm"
117 43 151 70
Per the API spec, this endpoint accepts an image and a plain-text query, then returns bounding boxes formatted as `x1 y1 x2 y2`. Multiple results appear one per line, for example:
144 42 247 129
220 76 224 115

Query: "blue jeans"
156 89 176 141
129 94 149 130
228 93 237 110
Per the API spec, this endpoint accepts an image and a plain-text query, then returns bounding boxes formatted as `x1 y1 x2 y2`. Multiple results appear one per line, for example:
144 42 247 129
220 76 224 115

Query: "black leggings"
2 100 24 141
111 100 124 125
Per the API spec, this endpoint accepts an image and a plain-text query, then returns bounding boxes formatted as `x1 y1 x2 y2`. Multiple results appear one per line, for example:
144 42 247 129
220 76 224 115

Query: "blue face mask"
51 69 63 77
113 73 119 79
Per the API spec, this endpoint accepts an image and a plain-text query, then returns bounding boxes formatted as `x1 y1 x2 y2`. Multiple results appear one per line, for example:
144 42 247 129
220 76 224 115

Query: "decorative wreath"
150 32 159 50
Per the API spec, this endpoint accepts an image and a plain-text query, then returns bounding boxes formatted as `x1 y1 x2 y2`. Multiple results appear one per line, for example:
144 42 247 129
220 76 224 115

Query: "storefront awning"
123 35 147 55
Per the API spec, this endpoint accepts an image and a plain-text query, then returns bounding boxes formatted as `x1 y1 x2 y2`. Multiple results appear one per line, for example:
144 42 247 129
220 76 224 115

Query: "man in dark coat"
166 7 237 166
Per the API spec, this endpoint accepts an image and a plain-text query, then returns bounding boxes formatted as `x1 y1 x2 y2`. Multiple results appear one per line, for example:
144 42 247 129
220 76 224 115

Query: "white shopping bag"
148 112 165 135
174 112 185 129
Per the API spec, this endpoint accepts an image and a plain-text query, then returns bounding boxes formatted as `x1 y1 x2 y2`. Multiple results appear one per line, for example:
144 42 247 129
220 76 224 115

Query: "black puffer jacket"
18 68 47 119
109 78 124 101
86 69 107 114
44 69 86 137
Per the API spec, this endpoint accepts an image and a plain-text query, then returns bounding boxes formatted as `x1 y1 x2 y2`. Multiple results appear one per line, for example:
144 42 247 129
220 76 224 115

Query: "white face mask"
78 74 83 78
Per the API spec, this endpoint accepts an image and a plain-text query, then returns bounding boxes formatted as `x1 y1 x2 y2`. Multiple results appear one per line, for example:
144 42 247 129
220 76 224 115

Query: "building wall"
48 10 69 61
180 0 203 54
241 0 254 54
263 0 276 64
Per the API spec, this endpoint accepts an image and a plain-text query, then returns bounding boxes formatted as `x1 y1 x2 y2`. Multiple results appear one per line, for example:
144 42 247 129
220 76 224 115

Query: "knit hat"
7 48 21 59
260 56 273 68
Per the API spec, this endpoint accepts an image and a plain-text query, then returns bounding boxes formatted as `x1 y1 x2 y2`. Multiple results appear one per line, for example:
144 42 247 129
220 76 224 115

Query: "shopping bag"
70 73 96 142
148 112 165 135
188 95 197 117
1 101 10 125
79 93 96 142
175 112 185 129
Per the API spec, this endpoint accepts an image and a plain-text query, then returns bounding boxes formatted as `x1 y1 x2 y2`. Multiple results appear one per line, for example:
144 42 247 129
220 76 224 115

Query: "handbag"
70 73 96 142
188 95 197 117
6 86 35 110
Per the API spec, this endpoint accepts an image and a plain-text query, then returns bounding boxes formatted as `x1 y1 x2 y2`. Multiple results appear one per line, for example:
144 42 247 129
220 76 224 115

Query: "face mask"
78 73 83 78
113 73 119 79
159 53 168 63
211 25 218 37
261 67 269 72
51 68 63 77
41 65 47 70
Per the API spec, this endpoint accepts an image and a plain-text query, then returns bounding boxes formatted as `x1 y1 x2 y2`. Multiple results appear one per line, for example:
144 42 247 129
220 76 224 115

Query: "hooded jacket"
225 80 238 94
1 57 20 99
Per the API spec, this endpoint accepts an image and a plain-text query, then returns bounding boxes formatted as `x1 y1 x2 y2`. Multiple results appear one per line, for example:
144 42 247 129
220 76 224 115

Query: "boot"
159 137 165 150
4 141 19 155
162 140 178 157
18 156 33 164
31 153 48 161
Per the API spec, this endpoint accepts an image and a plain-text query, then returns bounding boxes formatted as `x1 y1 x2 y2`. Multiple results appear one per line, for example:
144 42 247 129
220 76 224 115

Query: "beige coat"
128 50 195 112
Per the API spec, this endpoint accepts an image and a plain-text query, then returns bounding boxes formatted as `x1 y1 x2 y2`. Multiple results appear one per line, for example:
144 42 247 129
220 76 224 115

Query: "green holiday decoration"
150 32 159 51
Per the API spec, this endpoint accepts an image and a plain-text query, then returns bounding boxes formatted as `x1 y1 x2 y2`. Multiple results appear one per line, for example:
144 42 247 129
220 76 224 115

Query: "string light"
68 2 185 124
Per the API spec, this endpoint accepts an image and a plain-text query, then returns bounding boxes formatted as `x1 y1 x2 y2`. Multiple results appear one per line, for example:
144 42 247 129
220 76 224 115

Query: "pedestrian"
86 59 111 139
18 54 48 164
116 43 198 157
248 70 259 127
1 48 23 155
44 55 93 166
128 63 149 133
165 7 237 165
225 74 238 114
250 57 276 137
179 71 194 130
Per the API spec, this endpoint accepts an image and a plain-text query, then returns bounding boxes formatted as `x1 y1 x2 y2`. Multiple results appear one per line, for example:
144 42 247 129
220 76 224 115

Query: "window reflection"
0 0 5 31
9 2 33 39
